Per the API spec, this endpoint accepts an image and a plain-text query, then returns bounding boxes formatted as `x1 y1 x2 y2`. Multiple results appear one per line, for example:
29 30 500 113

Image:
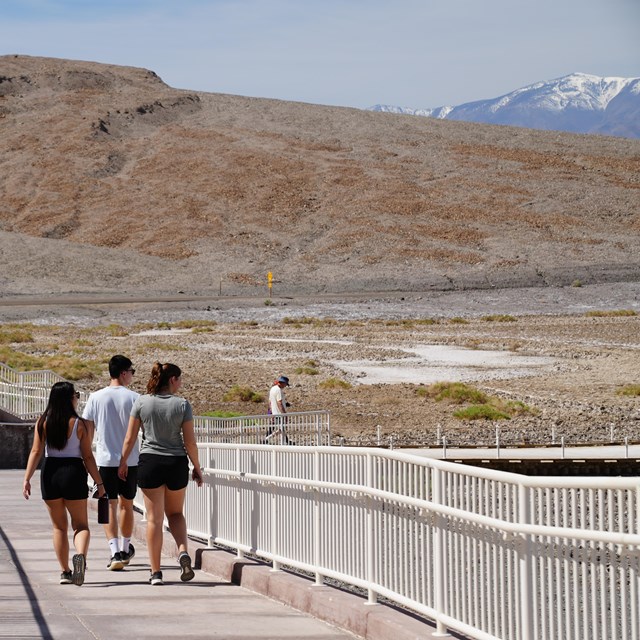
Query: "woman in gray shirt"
119 362 203 586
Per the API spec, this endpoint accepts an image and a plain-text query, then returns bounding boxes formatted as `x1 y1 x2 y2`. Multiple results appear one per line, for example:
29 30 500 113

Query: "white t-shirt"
269 384 287 415
83 385 140 466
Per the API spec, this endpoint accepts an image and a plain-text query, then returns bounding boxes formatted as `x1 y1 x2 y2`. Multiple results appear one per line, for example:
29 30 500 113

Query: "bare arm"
83 418 95 442
22 421 45 499
118 416 141 480
181 419 203 487
78 419 106 497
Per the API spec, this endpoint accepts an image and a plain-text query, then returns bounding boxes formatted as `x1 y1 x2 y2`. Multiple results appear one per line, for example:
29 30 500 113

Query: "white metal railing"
193 411 330 446
0 362 90 419
170 444 640 640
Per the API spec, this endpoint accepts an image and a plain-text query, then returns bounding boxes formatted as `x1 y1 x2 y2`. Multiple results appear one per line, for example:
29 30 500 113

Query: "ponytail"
146 362 182 394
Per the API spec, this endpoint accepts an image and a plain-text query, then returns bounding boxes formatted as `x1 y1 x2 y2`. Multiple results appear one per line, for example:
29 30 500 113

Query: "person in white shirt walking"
266 375 291 444
82 355 140 571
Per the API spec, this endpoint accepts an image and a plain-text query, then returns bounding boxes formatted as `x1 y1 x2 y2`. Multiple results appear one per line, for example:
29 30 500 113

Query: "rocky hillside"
1 55 639 297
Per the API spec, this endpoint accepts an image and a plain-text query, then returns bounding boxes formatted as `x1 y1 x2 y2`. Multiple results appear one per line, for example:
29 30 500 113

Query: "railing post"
235 447 244 558
206 447 213 547
365 451 378 605
270 447 281 571
432 467 450 637
495 424 500 458
517 483 534 640
313 450 323 585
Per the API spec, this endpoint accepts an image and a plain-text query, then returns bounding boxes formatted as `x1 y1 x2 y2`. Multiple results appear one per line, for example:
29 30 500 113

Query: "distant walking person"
118 362 204 586
266 375 290 444
22 382 106 586
82 355 139 571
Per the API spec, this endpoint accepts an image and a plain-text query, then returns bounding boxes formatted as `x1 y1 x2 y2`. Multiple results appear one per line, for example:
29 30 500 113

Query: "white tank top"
45 418 82 458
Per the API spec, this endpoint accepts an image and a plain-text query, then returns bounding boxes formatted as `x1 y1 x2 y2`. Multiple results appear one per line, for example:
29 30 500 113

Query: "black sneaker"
149 571 163 585
107 553 124 571
72 554 86 586
120 544 135 566
59 570 73 584
179 553 195 582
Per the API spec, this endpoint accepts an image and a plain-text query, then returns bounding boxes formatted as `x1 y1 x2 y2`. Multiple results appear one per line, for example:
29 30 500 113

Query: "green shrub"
319 378 352 390
222 385 264 403
202 410 246 418
481 314 517 322
295 366 319 375
585 309 637 318
0 327 34 344
426 382 489 404
453 404 511 421
449 317 469 324
617 385 640 397
173 319 217 329
571 279 582 287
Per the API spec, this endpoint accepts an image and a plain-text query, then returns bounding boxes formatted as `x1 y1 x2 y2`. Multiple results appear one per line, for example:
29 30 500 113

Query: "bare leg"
65 499 90 557
164 487 188 555
103 499 119 540
44 499 70 572
142 487 165 573
118 497 135 538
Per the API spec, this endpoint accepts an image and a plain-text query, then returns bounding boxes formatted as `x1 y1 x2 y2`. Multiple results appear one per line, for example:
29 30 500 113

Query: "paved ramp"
0 470 356 640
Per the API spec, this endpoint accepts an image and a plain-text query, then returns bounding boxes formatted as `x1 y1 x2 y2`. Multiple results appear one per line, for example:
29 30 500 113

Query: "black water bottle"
97 494 110 524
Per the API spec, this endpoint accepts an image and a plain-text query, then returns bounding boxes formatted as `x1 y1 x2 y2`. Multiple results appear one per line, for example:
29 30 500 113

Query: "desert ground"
1 283 639 448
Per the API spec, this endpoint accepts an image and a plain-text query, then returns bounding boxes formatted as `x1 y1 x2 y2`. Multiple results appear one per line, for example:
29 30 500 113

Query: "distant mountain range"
368 73 640 138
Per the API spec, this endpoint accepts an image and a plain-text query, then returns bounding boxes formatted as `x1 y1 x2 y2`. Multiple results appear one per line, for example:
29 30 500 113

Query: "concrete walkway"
0 470 444 640
0 470 358 639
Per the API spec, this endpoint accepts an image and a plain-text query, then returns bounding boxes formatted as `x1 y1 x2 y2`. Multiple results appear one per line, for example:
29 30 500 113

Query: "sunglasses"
126 368 136 375
74 391 80 399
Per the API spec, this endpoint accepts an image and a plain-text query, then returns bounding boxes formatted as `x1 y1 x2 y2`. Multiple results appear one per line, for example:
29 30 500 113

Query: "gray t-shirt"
130 394 194 457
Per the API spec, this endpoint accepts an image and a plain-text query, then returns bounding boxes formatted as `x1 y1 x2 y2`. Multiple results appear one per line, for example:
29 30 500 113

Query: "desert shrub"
585 310 637 317
222 385 264 403
426 382 489 404
295 363 319 375
173 319 217 329
102 323 129 336
0 347 44 371
264 299 274 306
449 317 469 324
481 314 517 322
571 279 582 287
0 347 101 380
617 385 640 397
453 404 511 421
0 327 34 343
319 378 352 390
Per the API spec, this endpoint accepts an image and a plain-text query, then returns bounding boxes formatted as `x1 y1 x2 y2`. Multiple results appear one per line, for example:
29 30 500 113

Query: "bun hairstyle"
146 362 182 394
37 381 78 450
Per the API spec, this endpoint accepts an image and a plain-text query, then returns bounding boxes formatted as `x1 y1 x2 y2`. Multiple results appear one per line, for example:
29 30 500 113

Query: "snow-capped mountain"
368 73 640 138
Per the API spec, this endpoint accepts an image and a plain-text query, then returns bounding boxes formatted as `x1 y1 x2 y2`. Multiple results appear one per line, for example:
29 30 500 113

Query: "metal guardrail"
1 363 330 447
194 411 330 446
171 444 640 640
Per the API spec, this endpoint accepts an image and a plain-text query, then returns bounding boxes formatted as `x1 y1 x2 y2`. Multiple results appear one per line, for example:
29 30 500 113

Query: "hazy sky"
3 0 639 109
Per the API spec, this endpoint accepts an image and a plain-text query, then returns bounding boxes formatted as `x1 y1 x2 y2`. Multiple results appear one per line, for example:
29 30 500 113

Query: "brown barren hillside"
1 54 639 297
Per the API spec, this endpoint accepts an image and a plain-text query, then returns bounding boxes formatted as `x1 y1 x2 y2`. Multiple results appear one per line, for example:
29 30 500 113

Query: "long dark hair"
37 381 78 451
146 362 182 394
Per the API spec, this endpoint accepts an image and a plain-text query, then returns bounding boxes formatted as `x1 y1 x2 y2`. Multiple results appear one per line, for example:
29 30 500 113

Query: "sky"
2 0 639 109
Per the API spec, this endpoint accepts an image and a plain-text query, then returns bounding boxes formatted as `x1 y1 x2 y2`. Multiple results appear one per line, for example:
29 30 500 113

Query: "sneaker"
149 571 164 585
179 553 195 582
107 552 124 571
59 570 73 584
120 544 135 566
72 554 86 586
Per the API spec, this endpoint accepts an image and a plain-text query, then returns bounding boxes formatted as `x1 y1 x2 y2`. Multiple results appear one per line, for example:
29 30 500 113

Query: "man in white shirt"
82 355 139 570
266 375 290 444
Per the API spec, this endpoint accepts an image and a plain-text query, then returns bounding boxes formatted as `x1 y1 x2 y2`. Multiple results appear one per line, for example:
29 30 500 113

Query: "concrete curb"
116 505 447 639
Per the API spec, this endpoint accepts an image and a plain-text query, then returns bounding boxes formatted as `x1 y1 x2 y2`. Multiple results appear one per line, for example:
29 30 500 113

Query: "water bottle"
97 494 110 524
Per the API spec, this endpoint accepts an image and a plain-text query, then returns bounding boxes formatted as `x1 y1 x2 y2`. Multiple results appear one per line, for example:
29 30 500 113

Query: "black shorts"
99 465 138 500
41 457 88 501
137 454 189 491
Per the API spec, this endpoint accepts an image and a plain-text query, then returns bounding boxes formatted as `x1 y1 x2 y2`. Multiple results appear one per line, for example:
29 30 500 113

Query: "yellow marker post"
267 271 273 298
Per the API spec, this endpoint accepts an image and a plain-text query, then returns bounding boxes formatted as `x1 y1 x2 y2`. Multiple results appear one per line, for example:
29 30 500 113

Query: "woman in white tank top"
23 381 106 586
